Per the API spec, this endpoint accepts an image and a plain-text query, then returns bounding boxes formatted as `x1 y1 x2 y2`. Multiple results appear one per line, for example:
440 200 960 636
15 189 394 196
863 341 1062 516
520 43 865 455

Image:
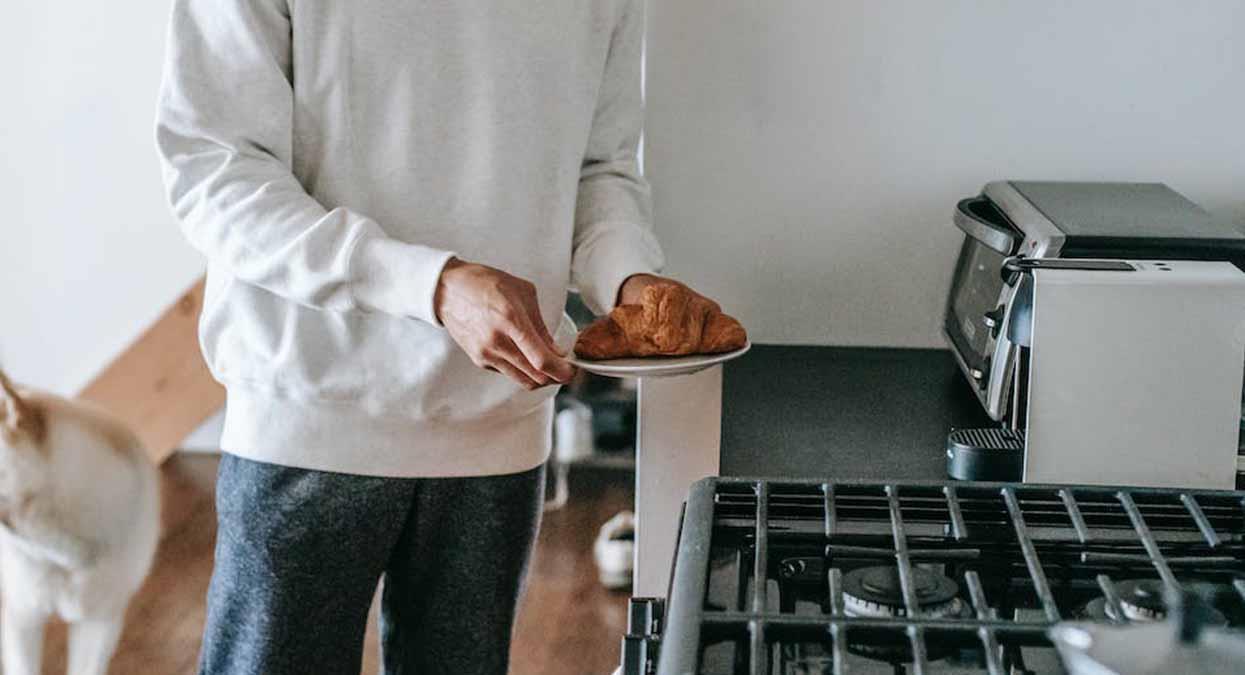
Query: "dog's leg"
66 614 126 675
1 604 47 675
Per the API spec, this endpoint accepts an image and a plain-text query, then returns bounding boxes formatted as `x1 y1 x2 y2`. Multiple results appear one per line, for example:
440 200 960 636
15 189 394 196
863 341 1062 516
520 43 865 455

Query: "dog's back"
0 368 160 675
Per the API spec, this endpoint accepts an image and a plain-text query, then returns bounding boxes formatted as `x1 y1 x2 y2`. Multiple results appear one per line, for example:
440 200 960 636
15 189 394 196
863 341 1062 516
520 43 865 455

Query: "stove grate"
656 478 1245 675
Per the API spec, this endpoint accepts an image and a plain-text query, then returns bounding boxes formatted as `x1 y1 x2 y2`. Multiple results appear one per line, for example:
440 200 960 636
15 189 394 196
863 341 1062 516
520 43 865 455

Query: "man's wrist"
434 257 466 324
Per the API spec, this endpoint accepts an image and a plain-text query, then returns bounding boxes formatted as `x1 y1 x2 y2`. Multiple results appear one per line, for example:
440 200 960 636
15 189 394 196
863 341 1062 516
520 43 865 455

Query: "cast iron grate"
656 478 1245 674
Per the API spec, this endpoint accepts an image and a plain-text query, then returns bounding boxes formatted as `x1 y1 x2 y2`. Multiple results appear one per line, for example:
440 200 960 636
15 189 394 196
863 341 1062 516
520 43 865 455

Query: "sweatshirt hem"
219 389 553 478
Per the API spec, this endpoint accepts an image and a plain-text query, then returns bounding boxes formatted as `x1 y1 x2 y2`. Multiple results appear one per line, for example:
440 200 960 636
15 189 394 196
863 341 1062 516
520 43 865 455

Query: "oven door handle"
983 278 1028 421
1005 271 1034 347
954 197 1019 255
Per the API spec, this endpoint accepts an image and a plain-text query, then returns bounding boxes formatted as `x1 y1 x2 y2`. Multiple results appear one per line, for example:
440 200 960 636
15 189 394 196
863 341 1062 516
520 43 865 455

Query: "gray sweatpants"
198 453 545 675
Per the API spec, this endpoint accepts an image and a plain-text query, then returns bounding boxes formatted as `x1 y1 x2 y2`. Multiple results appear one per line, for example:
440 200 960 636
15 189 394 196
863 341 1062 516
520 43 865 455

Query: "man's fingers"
496 335 556 386
484 352 543 390
508 319 574 383
524 302 563 356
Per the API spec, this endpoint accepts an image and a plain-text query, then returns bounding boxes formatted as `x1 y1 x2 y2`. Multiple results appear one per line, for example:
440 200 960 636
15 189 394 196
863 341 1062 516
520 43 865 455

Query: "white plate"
569 341 751 379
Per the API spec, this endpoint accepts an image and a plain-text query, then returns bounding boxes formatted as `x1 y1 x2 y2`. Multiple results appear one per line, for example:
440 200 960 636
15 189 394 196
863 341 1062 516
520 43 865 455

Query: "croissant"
574 283 748 360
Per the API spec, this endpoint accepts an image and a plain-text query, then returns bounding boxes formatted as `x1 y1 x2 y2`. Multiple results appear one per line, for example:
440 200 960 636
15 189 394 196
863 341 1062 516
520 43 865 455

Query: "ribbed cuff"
572 223 665 314
350 235 457 326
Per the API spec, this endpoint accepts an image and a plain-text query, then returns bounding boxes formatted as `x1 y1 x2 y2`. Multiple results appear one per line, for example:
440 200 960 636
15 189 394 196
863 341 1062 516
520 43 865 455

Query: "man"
156 1 720 673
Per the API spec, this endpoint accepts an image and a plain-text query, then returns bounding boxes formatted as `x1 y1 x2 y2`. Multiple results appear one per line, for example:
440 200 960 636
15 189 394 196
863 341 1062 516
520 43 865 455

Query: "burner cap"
841 566 961 618
1080 580 1229 626
1115 579 1168 620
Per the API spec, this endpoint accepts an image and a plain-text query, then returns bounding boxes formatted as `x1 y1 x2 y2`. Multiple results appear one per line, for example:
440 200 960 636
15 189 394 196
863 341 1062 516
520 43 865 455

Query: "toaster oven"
943 181 1245 488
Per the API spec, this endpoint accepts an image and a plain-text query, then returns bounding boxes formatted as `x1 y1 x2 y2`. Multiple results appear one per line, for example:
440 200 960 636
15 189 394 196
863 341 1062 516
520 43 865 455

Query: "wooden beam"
79 277 224 464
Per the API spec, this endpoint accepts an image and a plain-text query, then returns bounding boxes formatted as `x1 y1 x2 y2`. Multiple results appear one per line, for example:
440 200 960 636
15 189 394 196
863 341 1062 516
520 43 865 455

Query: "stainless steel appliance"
624 476 1245 675
942 181 1245 488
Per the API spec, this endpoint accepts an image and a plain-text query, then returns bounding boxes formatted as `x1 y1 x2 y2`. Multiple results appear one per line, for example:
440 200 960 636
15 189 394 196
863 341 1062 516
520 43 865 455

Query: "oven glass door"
945 237 1008 379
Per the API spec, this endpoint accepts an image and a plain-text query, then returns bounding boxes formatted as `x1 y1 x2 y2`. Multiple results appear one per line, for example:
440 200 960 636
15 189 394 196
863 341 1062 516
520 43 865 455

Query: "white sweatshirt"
155 0 664 477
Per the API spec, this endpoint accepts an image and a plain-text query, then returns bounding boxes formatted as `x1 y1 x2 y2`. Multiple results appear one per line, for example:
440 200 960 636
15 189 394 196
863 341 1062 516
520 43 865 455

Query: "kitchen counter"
631 344 993 596
720 344 992 479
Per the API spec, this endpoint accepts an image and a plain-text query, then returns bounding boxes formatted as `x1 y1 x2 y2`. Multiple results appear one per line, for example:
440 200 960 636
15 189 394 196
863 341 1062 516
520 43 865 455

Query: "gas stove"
622 477 1245 674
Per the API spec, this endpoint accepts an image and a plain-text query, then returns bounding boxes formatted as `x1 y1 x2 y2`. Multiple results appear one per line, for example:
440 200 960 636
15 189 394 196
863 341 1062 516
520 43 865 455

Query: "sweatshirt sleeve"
155 0 456 325
570 0 666 316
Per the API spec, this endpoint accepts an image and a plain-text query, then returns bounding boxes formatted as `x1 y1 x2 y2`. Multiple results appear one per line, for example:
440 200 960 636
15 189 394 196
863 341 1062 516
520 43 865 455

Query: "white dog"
0 369 159 675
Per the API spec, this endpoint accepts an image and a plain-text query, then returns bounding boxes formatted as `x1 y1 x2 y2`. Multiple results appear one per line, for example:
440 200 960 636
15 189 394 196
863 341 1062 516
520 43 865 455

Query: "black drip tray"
946 427 1024 481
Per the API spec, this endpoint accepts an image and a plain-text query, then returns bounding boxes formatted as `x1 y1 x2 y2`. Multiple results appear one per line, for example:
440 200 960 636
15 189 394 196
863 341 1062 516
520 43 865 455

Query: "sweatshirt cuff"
350 235 457 326
572 223 664 315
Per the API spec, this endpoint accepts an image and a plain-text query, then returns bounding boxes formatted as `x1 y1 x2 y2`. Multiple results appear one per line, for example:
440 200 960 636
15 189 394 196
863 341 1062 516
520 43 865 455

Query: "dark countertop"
720 345 992 480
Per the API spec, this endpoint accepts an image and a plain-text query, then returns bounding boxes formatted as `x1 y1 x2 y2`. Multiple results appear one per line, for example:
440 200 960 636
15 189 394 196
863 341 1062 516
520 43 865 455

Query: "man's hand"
617 273 720 311
434 258 574 389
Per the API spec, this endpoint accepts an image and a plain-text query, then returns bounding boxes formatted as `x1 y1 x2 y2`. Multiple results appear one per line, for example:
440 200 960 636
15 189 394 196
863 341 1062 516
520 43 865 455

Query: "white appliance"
1020 259 1245 488
944 181 1245 488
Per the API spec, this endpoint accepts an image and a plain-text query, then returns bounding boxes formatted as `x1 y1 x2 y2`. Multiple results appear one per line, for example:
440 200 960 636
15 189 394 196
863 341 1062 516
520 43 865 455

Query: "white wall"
7 1 1245 389
0 3 203 393
646 1 1245 347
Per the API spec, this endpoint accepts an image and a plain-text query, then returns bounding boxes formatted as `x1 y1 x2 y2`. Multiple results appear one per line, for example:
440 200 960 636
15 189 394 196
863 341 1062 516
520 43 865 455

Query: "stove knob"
780 559 806 578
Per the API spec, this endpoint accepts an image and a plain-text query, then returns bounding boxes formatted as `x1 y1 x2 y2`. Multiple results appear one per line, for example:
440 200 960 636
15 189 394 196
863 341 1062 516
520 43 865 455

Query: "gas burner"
841 566 963 618
1080 579 1228 626
839 566 961 665
1114 579 1170 620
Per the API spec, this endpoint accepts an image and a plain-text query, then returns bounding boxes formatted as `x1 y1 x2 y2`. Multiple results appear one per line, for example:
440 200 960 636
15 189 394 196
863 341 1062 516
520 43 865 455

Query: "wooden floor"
39 454 635 675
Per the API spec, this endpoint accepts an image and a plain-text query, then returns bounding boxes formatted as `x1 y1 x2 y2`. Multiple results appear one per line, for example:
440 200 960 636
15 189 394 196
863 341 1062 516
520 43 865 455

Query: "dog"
0 368 159 675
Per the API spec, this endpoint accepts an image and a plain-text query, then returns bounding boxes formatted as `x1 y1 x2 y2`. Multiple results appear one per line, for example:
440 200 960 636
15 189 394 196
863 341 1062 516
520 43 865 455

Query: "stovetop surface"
658 478 1245 675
